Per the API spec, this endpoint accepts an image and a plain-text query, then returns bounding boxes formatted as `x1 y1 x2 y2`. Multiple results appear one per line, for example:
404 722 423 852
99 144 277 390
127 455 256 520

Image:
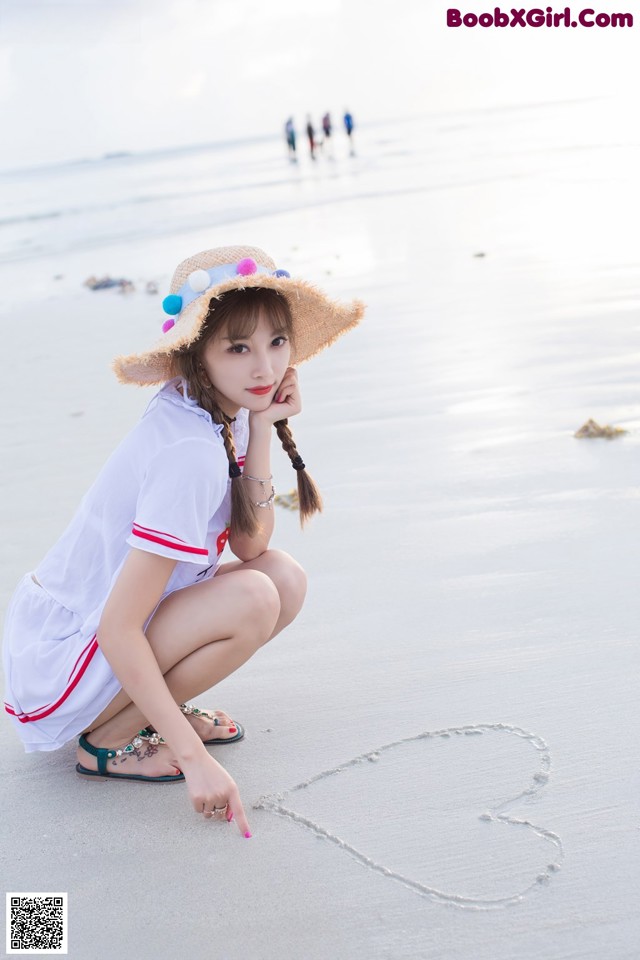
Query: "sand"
1 107 639 958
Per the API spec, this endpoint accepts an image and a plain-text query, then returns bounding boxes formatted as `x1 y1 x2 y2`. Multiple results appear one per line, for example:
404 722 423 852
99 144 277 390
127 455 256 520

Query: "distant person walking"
284 117 297 162
343 110 355 156
321 112 334 158
305 115 317 161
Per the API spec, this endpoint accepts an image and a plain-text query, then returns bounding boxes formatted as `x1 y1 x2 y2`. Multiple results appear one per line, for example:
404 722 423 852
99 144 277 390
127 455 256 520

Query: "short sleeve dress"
2 379 248 752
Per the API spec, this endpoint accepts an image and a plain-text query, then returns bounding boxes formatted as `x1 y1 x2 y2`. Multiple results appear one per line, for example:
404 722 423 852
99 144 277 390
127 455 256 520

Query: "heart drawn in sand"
255 723 563 910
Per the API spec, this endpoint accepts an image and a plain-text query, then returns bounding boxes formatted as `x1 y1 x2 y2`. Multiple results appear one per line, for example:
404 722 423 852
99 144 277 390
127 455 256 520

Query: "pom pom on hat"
236 258 257 276
273 269 291 278
162 318 175 333
188 269 211 293
162 294 182 315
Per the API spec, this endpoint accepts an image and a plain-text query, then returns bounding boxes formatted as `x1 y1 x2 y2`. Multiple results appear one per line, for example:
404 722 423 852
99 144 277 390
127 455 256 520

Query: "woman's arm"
97 548 250 832
229 415 275 561
98 549 204 760
229 366 301 561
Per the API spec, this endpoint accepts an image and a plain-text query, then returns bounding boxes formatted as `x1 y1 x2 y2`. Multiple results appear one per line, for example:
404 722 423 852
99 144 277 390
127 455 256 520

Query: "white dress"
2 379 248 752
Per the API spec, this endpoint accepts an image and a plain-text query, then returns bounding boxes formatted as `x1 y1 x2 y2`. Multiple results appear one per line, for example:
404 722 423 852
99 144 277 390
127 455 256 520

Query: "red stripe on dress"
4 636 99 723
67 634 100 683
131 527 208 556
132 522 188 544
5 698 52 712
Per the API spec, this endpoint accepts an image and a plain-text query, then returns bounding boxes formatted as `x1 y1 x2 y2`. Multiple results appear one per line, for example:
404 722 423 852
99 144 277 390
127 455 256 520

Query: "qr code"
6 893 68 954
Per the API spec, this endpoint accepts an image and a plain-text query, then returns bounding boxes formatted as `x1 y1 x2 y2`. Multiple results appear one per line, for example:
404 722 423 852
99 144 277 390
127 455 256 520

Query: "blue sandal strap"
78 730 156 776
78 733 118 776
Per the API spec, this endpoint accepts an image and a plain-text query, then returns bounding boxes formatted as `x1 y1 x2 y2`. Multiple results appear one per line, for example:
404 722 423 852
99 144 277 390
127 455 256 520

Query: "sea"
1 98 636 272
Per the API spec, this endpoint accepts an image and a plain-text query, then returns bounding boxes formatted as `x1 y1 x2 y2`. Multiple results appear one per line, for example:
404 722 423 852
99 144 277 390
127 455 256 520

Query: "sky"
0 0 638 170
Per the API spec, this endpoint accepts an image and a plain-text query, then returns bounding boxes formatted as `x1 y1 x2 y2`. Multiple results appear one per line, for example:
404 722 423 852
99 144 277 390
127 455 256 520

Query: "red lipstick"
247 385 274 396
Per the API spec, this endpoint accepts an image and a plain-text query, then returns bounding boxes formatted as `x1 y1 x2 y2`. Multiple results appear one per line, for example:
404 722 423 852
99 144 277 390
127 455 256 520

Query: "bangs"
207 288 294 343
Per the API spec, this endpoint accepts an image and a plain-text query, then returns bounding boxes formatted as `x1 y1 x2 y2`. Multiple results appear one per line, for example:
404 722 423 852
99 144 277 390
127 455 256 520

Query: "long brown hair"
172 287 322 538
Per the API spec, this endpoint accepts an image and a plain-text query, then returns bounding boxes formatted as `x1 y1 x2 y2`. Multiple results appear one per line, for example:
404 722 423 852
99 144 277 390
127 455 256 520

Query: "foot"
181 705 240 743
76 732 182 778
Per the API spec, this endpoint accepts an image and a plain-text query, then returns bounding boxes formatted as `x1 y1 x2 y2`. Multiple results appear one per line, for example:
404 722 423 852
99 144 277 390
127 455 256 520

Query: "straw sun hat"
113 245 365 385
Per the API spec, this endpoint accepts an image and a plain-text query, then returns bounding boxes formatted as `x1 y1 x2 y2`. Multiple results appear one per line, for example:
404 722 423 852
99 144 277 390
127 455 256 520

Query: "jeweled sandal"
75 731 185 782
179 703 245 745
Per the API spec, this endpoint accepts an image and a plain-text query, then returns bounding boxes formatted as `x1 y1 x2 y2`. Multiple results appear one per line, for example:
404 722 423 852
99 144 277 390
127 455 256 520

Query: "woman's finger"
227 786 252 838
275 378 295 396
276 381 300 404
275 368 299 403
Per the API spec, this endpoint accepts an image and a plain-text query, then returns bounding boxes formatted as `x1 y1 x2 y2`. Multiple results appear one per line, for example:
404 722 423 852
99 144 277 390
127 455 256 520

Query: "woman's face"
201 310 291 417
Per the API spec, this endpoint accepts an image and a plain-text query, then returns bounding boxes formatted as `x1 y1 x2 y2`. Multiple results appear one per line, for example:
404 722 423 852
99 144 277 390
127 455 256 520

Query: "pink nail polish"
244 831 252 839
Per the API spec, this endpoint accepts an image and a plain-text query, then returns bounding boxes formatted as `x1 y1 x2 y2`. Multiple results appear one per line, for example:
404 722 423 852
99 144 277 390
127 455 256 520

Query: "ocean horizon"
0 97 626 268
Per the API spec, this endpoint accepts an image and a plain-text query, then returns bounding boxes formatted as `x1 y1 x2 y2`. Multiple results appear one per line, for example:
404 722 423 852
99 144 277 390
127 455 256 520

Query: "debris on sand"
84 276 135 293
275 489 299 511
574 419 628 439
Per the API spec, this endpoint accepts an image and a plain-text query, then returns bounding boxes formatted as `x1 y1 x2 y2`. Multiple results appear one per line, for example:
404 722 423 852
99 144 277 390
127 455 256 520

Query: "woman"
3 245 364 835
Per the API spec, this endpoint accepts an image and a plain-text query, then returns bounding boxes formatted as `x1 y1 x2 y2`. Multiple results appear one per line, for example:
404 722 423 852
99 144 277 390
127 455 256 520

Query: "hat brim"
113 274 365 386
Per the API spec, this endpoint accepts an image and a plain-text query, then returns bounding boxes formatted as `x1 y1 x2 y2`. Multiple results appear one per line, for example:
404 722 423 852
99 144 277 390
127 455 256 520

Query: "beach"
1 103 639 958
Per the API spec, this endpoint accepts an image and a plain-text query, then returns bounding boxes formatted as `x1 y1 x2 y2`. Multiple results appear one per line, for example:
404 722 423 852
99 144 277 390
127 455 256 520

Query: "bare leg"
214 549 307 640
77 551 306 776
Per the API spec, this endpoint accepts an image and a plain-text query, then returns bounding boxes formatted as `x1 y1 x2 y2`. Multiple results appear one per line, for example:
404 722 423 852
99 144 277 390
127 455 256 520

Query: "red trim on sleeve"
131 525 208 557
131 522 188 544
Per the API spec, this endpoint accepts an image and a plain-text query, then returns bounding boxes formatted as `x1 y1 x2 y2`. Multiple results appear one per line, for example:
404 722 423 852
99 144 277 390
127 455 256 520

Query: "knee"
262 549 307 621
238 569 281 630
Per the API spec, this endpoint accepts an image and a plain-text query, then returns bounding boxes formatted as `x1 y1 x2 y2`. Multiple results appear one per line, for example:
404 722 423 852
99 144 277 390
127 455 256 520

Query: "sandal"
138 704 245 748
180 703 245 745
75 731 185 783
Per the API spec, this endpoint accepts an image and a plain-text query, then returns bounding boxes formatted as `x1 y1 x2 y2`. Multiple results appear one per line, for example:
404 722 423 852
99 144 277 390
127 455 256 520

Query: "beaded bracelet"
242 473 275 508
254 487 275 508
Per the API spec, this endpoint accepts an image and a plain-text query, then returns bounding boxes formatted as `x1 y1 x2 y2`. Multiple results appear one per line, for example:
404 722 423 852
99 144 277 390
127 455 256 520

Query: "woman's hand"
250 366 301 427
181 751 251 836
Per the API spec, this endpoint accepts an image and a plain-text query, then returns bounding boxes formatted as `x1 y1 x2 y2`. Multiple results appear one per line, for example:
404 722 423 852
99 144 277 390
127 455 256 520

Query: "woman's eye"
228 343 248 354
272 336 288 347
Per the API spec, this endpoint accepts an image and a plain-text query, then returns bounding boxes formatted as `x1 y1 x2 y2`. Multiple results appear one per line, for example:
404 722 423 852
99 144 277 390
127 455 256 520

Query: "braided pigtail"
219 414 259 539
173 352 259 539
274 419 322 525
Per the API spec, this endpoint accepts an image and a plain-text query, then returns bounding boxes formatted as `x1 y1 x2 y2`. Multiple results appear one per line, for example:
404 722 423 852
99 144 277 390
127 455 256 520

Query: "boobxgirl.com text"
446 6 633 27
